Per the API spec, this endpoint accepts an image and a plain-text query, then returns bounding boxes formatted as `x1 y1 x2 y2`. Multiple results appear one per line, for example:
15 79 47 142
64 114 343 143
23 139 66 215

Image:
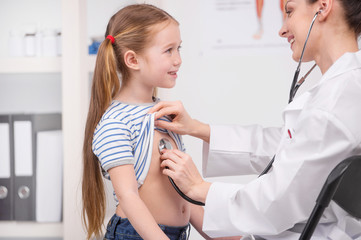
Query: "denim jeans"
104 214 190 240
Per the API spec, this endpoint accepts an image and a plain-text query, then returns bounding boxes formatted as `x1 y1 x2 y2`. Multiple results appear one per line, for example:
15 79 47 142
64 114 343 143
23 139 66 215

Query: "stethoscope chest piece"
159 138 173 152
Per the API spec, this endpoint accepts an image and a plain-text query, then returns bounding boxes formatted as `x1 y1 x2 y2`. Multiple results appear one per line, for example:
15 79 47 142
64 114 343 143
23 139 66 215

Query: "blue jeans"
104 214 190 240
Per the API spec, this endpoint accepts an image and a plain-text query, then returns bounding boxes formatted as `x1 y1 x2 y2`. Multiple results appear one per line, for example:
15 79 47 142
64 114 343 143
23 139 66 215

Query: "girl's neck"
115 82 155 104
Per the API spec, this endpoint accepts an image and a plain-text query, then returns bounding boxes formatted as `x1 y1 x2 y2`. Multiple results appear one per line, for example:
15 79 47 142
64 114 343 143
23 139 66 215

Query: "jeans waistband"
106 214 190 239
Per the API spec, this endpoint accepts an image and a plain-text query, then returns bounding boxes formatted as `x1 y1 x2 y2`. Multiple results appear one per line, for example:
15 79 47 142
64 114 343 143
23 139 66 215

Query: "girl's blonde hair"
82 4 178 239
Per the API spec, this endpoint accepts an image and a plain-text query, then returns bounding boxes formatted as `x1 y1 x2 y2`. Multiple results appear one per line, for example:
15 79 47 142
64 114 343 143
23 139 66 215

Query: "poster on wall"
200 0 290 56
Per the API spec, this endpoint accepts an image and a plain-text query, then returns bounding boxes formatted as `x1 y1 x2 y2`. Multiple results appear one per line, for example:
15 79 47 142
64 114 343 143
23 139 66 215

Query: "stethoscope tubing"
261 11 320 177
289 11 320 103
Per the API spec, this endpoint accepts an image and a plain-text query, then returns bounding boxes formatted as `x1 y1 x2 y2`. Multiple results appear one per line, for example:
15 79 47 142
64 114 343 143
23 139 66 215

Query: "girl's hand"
149 101 210 142
160 149 211 203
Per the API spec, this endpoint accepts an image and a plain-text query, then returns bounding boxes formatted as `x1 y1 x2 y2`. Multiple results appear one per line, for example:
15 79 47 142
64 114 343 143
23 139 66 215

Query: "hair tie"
106 35 115 44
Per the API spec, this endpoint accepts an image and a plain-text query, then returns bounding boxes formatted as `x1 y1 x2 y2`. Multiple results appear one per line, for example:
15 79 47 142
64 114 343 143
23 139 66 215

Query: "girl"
82 4 213 240
150 0 361 239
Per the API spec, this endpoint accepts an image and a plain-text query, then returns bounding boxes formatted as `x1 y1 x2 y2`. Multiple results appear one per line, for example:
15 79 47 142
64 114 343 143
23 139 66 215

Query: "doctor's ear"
123 50 140 70
316 0 333 21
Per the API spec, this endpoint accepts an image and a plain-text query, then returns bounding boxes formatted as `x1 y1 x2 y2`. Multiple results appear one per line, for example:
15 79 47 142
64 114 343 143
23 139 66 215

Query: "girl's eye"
166 48 172 53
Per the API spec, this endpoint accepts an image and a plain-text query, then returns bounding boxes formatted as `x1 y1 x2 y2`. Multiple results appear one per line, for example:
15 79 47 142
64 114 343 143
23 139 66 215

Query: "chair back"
299 155 361 240
333 156 361 218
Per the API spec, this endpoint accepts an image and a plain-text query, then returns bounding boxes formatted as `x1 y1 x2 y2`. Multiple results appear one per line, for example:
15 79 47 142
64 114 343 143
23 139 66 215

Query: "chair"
299 155 361 240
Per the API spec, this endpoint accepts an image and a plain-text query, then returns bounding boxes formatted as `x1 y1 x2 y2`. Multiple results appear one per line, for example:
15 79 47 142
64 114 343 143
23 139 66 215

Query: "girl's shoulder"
99 101 153 127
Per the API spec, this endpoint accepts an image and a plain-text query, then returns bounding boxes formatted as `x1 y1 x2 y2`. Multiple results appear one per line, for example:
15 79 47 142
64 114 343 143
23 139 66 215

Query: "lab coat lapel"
282 92 310 128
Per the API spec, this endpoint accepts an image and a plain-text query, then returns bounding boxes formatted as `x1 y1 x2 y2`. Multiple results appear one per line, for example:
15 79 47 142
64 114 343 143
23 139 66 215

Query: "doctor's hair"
82 4 178 239
308 0 361 36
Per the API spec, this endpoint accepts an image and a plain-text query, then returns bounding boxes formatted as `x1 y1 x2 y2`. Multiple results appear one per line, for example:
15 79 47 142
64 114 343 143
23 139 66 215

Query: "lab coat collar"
319 50 361 85
283 50 361 112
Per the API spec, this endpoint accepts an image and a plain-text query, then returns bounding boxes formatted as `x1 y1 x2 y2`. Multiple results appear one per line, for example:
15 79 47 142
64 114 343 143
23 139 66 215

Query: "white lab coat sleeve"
203 124 282 177
202 109 357 238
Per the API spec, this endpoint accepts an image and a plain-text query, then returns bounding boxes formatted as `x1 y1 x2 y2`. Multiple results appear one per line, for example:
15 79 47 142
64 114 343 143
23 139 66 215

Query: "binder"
36 130 63 222
0 115 13 220
12 113 62 221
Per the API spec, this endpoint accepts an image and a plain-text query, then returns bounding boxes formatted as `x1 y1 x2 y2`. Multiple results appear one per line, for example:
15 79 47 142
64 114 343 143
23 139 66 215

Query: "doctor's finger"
168 149 195 166
154 119 177 132
160 150 183 164
162 167 175 179
160 159 178 171
168 149 188 158
148 101 169 113
149 102 179 118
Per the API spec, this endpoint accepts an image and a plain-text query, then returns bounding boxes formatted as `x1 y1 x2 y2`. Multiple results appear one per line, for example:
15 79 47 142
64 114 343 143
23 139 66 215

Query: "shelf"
0 57 61 73
0 222 63 238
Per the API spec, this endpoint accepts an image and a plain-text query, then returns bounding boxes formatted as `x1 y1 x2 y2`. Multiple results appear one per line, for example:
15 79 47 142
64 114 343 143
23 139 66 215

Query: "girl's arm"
190 205 242 240
108 165 169 240
189 204 212 239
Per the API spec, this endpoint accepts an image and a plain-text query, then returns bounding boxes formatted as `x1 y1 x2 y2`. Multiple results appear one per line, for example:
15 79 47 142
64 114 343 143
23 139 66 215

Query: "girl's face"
279 0 320 62
137 21 182 89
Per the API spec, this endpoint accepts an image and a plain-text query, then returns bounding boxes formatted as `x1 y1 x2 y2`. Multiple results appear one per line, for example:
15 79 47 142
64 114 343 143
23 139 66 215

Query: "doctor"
149 0 361 239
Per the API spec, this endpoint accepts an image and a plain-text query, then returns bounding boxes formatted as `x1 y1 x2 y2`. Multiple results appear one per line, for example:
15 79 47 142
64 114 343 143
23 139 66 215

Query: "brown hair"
82 4 178 239
307 0 361 36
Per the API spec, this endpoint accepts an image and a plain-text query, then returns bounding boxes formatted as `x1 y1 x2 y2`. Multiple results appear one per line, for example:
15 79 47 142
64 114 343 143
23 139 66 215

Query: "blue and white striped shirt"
92 100 185 188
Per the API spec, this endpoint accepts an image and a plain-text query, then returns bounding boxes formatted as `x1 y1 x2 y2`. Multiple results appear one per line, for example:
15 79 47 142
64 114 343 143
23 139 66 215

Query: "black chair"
299 155 361 240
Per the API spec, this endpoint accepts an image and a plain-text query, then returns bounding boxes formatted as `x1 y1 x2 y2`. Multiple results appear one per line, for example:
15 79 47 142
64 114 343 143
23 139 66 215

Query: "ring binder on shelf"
0 115 13 220
13 115 35 221
0 113 62 222
36 130 63 222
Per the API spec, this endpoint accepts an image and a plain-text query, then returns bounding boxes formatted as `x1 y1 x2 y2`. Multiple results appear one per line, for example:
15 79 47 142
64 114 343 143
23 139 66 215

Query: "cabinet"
0 0 63 238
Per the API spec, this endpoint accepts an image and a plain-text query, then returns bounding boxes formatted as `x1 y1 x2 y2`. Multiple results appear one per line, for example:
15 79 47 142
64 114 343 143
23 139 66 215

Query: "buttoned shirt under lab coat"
202 50 361 240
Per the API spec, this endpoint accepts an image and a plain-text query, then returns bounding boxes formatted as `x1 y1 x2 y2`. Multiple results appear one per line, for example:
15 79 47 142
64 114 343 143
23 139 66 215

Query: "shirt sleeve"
92 118 134 172
202 124 282 177
202 109 357 238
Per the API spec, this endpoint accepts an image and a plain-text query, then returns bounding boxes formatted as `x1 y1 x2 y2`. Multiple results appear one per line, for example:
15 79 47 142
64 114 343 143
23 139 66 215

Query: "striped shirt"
92 100 185 188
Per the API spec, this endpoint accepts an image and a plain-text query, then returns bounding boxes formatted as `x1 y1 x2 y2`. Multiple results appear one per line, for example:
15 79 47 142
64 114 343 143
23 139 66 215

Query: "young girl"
82 4 221 240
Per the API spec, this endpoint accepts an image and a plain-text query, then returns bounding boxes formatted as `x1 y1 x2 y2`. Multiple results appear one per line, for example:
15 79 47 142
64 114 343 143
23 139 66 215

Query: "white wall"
0 73 62 114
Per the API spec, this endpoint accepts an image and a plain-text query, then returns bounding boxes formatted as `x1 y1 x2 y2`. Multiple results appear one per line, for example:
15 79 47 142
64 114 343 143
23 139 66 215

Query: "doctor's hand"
160 149 211 203
149 101 210 143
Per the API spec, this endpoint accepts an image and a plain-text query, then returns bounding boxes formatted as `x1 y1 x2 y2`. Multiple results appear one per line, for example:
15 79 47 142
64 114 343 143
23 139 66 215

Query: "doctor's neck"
309 0 361 74
314 30 358 74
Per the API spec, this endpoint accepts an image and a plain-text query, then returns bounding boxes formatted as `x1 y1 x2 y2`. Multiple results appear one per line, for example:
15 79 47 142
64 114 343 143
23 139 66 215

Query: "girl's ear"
124 50 140 70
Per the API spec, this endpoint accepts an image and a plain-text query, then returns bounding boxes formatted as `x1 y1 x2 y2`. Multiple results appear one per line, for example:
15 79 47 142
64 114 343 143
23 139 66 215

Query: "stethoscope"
158 11 322 203
158 138 205 206
259 10 321 177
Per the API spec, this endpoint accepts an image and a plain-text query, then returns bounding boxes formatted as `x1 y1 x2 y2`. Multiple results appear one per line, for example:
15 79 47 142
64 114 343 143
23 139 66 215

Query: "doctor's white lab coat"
202 50 361 240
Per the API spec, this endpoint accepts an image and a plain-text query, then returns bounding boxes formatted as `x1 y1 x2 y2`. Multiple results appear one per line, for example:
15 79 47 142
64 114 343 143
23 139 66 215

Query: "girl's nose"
174 52 182 66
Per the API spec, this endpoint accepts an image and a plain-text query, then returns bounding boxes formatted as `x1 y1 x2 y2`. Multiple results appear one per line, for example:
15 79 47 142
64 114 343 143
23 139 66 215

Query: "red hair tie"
106 35 115 44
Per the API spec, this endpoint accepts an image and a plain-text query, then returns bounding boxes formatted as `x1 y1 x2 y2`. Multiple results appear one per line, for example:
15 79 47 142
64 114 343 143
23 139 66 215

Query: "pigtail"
82 38 120 239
